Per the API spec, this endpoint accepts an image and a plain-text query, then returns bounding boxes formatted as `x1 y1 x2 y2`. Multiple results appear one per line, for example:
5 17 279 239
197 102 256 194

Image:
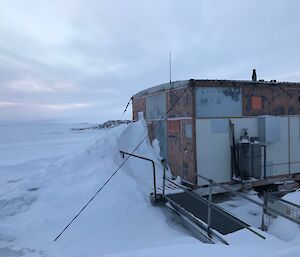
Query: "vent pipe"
252 69 257 82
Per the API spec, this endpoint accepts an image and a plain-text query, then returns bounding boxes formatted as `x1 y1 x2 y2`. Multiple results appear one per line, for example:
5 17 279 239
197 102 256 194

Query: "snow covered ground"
0 120 300 257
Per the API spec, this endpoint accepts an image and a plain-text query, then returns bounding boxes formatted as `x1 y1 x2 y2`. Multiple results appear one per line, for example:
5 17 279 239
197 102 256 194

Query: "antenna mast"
169 51 172 83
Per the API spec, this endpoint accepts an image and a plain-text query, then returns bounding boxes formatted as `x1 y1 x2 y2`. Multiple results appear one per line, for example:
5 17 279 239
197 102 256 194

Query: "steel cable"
53 85 188 241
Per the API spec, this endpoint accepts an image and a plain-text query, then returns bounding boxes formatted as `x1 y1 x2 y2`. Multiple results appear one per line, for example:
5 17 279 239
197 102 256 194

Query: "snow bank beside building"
1 121 300 257
0 120 194 257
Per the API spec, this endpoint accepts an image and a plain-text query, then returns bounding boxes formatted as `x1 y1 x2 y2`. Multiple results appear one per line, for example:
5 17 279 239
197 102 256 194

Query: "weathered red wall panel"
133 79 300 188
242 86 300 116
166 87 193 118
167 120 182 178
147 121 155 143
181 119 196 183
132 97 146 120
167 119 196 184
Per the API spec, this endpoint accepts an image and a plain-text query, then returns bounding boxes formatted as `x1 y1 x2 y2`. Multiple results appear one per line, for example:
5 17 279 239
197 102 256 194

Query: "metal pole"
120 150 157 200
169 51 172 83
207 179 213 237
152 162 157 200
262 144 267 179
288 116 291 174
240 148 243 184
261 191 268 231
162 159 166 198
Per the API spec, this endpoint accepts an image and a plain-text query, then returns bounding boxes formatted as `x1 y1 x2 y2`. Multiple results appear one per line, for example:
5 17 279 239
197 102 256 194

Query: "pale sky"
1 0 300 122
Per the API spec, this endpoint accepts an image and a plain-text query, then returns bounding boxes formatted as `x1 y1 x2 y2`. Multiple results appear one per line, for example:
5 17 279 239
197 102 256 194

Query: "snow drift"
1 121 300 257
268 190 300 242
0 120 193 257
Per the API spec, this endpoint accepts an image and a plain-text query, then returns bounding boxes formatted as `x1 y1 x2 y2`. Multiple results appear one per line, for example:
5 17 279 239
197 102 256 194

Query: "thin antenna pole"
169 51 172 83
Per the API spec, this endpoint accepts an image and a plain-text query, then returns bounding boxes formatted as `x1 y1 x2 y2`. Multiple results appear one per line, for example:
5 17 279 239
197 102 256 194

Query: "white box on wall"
258 116 281 143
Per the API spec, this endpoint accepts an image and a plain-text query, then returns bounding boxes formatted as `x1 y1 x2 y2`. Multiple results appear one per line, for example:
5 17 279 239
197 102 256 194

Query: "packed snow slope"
0 120 300 257
0 121 196 256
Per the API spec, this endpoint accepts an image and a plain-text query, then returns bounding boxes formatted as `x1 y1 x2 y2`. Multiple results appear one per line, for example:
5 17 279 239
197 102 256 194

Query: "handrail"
266 193 300 223
166 178 266 240
164 195 220 244
197 174 300 225
120 150 157 199
269 194 300 209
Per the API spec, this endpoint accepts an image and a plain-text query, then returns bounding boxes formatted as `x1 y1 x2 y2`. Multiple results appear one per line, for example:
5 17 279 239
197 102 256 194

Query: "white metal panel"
265 117 289 176
196 119 231 185
230 117 258 142
290 116 300 174
196 117 293 186
232 117 289 176
258 116 281 143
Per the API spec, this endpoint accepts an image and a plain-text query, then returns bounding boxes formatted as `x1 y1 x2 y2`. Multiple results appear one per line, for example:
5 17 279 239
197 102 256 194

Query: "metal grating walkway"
167 192 249 235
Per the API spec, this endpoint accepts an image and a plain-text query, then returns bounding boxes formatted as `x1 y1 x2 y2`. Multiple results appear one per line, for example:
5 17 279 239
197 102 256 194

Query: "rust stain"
181 119 196 183
167 119 196 183
167 120 182 178
133 79 300 187
132 97 146 120
168 120 180 134
243 86 300 116
166 87 193 118
251 96 262 110
222 88 241 101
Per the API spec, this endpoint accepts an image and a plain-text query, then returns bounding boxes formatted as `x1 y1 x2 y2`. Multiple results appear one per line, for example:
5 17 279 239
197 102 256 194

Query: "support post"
262 144 267 179
207 179 213 237
162 158 166 198
261 191 268 231
120 150 157 201
240 151 243 184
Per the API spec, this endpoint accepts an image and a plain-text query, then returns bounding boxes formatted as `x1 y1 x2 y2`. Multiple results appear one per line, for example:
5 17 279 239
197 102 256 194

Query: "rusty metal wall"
146 92 166 119
167 120 182 177
167 119 196 183
133 79 300 188
242 86 300 116
195 87 242 118
181 119 196 183
133 85 196 184
133 82 300 120
166 87 193 118
166 85 196 184
143 120 168 161
154 120 168 160
132 97 146 120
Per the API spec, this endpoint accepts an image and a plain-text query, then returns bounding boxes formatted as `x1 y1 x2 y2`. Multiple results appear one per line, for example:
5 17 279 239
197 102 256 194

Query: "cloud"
0 0 300 122
276 71 300 81
0 101 91 110
6 79 77 93
0 102 22 107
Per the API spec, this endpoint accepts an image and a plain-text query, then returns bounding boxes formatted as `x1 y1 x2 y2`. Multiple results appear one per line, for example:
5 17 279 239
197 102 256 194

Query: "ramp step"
167 192 248 235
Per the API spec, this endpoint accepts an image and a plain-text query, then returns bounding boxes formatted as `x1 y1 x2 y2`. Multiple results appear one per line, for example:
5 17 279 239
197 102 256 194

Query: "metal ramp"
166 191 247 235
161 177 266 244
119 151 267 244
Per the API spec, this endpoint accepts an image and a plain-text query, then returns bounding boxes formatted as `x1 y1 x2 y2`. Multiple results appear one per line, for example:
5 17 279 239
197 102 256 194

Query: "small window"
251 96 262 110
184 123 192 138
